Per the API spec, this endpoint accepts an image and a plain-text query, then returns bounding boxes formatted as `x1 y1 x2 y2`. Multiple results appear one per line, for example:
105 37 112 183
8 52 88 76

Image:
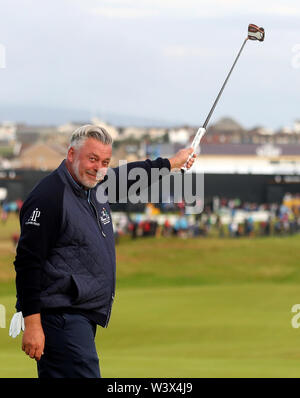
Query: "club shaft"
203 38 248 129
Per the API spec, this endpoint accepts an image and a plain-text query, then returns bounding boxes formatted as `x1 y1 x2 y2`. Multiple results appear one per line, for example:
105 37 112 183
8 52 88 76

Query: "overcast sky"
0 0 299 130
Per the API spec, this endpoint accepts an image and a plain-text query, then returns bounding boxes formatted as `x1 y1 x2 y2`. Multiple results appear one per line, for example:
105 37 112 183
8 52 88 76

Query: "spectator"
12 233 20 248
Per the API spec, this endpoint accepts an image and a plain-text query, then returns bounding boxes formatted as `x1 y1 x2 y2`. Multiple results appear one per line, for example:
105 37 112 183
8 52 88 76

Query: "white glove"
9 312 25 338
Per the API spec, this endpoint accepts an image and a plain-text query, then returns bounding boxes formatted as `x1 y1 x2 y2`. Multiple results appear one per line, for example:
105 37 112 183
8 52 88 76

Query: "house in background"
12 141 67 170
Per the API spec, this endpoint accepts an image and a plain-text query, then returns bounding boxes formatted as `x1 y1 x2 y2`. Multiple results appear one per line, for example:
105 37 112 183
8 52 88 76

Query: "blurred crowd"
0 199 23 247
0 199 23 223
113 194 300 241
2 194 300 246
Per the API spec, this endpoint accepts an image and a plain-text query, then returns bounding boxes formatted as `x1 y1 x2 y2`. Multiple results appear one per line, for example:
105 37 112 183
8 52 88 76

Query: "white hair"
68 124 113 151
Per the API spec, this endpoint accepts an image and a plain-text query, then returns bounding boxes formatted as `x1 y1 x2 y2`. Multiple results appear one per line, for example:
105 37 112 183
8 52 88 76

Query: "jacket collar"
57 159 89 198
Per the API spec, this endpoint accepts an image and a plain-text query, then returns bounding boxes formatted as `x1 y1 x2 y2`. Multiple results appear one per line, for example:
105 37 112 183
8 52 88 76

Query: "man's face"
67 138 112 189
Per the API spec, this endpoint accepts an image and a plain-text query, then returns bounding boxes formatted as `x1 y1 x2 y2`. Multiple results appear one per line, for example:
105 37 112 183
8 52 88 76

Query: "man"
13 124 195 378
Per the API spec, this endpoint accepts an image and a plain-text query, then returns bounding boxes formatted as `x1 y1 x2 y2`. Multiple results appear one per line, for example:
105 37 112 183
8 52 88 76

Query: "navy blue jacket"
14 157 171 327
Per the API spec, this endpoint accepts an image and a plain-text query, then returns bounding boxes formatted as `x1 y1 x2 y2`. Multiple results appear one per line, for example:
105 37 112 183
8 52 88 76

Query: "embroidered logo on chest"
100 207 110 225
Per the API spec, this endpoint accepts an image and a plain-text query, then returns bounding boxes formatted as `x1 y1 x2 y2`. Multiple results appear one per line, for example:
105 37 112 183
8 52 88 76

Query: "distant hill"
0 104 181 128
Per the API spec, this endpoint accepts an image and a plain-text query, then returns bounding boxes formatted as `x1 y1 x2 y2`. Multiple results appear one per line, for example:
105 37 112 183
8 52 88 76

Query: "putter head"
248 24 265 41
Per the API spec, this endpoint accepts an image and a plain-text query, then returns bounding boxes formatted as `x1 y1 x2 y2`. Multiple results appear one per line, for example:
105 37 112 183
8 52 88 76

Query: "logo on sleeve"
25 208 41 226
100 207 110 225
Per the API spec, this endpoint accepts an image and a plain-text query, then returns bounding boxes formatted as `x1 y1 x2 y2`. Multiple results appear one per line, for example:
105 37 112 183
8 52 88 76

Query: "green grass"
115 235 300 287
2 284 300 378
100 284 300 378
1 215 300 377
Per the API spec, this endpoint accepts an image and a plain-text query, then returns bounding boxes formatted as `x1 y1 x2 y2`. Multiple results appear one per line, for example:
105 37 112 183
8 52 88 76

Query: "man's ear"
67 147 75 162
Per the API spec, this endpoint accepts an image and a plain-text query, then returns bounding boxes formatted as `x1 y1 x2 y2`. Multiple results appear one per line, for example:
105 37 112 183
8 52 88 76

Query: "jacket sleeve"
14 185 63 317
111 157 171 203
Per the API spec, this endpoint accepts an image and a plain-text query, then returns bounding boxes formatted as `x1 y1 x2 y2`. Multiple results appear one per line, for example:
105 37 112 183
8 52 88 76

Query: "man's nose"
93 162 101 171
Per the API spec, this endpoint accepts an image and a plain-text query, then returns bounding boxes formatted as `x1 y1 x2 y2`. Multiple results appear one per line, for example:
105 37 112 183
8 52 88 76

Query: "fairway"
1 215 300 378
1 283 300 378
101 284 300 378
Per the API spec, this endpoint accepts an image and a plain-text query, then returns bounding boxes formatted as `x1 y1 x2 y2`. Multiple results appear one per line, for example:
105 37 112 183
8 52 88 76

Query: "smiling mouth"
86 172 97 179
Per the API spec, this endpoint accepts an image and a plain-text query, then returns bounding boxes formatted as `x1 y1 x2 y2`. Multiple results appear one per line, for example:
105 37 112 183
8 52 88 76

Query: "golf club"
181 23 265 173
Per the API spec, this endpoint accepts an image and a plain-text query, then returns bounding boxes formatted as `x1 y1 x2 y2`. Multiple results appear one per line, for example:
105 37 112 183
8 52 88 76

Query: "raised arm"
107 148 196 204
